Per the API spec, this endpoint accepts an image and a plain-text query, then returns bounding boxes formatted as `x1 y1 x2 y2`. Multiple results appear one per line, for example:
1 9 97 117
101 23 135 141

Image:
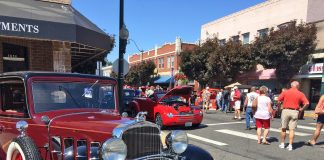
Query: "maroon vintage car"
128 86 203 129
0 71 212 160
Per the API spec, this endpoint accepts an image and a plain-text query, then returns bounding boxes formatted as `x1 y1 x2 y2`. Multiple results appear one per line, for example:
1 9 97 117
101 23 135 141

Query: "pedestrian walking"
252 86 272 144
216 89 223 110
244 86 259 130
233 86 241 120
202 87 211 112
145 86 155 97
278 81 309 151
222 88 230 113
305 94 324 147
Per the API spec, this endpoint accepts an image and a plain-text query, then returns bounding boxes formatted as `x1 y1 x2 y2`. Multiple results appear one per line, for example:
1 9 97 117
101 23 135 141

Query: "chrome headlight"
101 138 127 160
166 130 188 154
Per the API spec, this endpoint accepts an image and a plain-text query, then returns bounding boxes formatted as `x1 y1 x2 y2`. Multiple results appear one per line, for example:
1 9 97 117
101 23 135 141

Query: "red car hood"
49 112 131 134
159 86 193 102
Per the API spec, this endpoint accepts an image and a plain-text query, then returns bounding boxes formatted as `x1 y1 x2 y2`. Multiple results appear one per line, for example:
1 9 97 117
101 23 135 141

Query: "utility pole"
118 0 129 114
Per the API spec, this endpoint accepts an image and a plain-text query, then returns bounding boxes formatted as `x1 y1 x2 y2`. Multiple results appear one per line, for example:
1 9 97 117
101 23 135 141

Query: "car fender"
180 144 213 160
129 101 140 113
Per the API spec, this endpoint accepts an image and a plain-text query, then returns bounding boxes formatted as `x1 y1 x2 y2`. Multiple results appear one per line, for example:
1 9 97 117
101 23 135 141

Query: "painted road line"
297 125 324 132
268 128 311 136
309 123 317 125
215 129 258 140
206 121 245 126
187 134 228 146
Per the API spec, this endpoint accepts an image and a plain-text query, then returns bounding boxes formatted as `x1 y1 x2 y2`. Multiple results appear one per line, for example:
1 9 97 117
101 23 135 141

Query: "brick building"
128 37 196 85
0 0 113 73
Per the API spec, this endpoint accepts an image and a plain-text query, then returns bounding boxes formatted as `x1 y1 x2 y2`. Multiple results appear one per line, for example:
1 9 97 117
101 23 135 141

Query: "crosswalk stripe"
206 121 245 126
297 125 324 132
309 123 317 125
268 128 311 136
187 133 228 146
215 129 259 140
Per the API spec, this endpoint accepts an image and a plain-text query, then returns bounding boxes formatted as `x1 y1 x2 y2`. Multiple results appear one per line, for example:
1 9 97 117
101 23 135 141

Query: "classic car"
128 86 203 128
0 71 213 160
122 89 138 116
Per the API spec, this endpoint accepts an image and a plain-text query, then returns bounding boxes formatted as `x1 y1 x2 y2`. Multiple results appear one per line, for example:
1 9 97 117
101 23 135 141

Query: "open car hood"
158 86 193 102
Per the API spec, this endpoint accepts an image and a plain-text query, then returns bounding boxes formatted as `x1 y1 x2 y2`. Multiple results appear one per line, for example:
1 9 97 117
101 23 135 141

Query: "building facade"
201 0 324 109
0 0 113 74
128 37 196 85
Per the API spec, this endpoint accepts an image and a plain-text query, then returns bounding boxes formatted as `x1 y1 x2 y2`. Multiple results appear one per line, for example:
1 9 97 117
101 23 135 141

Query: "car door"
0 77 28 158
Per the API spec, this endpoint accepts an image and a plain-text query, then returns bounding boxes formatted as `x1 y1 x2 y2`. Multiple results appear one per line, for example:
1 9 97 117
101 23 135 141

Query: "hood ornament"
135 111 147 122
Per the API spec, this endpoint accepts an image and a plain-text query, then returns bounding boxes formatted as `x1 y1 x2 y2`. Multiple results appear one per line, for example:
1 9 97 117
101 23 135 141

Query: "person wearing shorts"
233 86 241 120
305 95 324 147
278 81 309 151
254 86 272 145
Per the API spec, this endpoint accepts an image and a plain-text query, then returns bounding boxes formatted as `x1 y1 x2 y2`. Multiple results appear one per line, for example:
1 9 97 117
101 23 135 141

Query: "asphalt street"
165 111 324 160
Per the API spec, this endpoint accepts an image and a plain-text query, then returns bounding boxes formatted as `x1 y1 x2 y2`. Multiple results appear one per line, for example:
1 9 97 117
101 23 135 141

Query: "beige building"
102 65 113 77
201 0 324 48
201 0 324 109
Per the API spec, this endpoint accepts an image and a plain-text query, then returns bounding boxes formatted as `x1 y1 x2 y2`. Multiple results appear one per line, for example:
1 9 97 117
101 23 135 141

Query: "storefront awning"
154 75 175 84
0 0 113 52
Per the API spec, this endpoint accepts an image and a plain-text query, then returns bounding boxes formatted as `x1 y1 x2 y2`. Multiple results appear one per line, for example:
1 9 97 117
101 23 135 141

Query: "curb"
304 112 317 118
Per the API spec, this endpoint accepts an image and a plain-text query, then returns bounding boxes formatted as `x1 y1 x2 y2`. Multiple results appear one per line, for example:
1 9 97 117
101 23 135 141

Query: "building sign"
0 22 39 34
308 63 323 74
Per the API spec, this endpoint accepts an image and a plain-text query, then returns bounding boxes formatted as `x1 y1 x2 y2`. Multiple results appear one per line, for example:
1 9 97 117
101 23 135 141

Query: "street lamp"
118 0 129 114
169 67 174 89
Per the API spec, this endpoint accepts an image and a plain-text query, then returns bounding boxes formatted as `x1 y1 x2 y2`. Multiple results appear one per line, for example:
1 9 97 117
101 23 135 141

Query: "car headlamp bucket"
101 138 127 160
168 130 188 154
199 110 203 116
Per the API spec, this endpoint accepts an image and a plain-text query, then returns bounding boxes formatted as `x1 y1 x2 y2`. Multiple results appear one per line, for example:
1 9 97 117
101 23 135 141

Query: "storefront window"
309 79 321 109
2 43 28 72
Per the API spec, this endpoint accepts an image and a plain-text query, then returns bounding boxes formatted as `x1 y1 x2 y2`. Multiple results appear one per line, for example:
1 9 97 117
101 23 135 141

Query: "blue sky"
73 0 265 63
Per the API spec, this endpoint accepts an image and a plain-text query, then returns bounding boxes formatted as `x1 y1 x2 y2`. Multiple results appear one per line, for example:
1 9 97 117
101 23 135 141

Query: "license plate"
185 122 192 127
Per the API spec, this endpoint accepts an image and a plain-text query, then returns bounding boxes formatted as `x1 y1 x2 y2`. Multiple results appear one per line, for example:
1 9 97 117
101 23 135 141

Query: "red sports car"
129 86 203 128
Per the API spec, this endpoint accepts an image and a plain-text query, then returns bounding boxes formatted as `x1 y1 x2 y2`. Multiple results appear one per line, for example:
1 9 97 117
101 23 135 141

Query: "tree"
252 22 317 86
110 71 118 79
209 40 255 84
180 37 255 87
125 60 156 86
180 38 217 87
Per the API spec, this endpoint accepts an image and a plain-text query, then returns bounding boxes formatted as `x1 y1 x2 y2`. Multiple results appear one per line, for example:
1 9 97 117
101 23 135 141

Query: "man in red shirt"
278 81 309 151
233 86 241 120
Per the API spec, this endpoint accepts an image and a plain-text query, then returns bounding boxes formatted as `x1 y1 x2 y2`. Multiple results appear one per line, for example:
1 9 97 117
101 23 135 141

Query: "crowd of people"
125 81 324 150
198 81 324 150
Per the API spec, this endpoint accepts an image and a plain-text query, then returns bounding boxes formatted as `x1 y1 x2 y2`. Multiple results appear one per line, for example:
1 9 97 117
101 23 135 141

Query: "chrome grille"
122 126 161 159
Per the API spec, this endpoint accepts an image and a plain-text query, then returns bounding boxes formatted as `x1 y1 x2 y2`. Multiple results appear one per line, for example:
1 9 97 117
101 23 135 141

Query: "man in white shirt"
243 87 259 130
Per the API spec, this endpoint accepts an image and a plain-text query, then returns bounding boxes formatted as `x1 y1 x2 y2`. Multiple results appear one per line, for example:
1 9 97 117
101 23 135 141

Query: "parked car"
0 71 213 160
128 86 203 129
122 89 138 116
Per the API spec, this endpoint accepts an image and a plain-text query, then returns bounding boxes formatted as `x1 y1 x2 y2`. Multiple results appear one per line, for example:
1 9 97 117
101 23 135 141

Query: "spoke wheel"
6 136 42 160
11 150 22 160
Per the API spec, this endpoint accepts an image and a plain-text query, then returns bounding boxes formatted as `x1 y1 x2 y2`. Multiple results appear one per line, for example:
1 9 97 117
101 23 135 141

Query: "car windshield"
124 90 135 97
32 81 115 113
156 93 165 99
160 95 187 103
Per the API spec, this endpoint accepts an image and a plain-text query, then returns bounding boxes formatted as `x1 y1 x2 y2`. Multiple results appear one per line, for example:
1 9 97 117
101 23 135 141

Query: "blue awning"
154 75 175 84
